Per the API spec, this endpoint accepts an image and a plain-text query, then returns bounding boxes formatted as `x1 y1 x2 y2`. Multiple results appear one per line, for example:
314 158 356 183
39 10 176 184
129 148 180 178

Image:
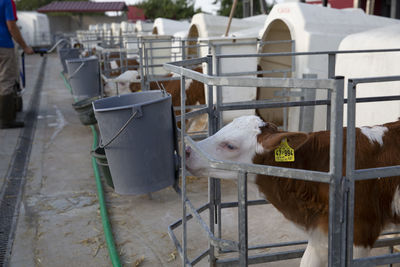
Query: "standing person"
0 0 34 129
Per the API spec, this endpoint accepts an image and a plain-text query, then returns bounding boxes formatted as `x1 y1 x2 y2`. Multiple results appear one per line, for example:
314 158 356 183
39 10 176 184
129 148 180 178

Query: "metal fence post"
238 171 248 266
326 53 336 130
180 70 188 267
345 79 357 266
328 76 345 267
139 42 146 91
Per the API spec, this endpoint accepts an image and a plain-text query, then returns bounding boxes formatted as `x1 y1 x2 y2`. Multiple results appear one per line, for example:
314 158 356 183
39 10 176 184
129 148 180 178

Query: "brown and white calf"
185 115 400 266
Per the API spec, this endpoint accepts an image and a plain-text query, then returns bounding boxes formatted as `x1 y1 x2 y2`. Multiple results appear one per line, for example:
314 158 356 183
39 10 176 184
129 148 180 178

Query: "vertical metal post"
149 40 154 75
215 48 224 129
207 55 216 135
181 40 186 61
213 49 223 253
328 76 345 267
238 171 248 266
391 0 398 18
291 41 296 74
282 72 288 131
139 41 146 91
180 71 188 267
300 74 317 132
207 55 217 266
345 79 357 266
326 53 336 130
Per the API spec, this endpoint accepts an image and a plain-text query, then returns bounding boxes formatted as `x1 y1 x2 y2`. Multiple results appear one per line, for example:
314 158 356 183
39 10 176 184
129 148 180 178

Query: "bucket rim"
59 47 80 52
66 56 98 64
93 91 170 113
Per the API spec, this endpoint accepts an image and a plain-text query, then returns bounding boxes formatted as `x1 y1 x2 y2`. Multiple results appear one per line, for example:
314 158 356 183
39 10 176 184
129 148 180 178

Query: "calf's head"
185 115 309 179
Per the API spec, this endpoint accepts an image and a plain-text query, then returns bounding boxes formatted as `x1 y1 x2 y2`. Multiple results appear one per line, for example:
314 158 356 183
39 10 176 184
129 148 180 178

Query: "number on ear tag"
274 138 295 162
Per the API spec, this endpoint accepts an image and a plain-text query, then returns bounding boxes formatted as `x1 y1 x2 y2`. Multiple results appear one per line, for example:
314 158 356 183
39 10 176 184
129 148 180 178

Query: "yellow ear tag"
274 138 295 162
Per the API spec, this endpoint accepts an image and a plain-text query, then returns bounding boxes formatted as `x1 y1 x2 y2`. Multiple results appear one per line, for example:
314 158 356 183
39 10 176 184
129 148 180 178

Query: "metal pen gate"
165 48 400 266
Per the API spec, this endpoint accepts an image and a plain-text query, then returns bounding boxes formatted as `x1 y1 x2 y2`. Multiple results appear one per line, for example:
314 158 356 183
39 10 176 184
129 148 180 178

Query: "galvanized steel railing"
164 48 400 267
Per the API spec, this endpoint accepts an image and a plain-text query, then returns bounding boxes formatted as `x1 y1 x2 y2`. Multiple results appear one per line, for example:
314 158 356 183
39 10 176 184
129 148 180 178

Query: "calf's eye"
222 142 237 150
227 144 236 150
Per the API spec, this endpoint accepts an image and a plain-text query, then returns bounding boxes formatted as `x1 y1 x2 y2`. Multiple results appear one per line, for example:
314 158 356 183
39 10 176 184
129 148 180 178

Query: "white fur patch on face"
360 125 387 146
255 142 266 154
186 115 265 180
392 186 400 216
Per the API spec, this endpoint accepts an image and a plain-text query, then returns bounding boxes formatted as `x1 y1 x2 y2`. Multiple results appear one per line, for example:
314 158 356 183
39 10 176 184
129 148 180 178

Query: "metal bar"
209 177 216 266
216 249 305 266
191 249 210 266
167 57 208 67
220 240 307 253
180 66 188 267
328 77 345 267
139 46 146 90
326 53 336 130
238 171 248 266
349 76 400 84
346 79 357 266
219 199 268 208
164 63 336 89
186 199 239 251
176 107 208 121
217 48 400 59
185 135 332 182
352 253 400 267
218 68 291 77
354 166 400 180
168 203 210 230
220 95 400 111
205 54 217 266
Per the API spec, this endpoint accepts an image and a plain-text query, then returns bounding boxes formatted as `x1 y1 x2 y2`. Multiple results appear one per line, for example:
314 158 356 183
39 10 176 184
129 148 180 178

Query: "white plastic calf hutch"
120 22 137 55
188 13 254 58
199 36 259 123
152 18 190 36
336 24 400 128
188 14 268 123
140 35 173 76
258 2 400 131
135 21 153 34
17 11 51 48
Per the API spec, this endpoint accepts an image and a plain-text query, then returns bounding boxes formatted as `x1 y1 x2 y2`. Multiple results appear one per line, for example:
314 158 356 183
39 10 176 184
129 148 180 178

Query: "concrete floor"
1 53 397 267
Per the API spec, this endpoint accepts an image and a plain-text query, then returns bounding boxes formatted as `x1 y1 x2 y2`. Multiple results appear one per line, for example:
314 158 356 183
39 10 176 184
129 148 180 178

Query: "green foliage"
137 0 201 20
15 0 87 11
213 0 272 18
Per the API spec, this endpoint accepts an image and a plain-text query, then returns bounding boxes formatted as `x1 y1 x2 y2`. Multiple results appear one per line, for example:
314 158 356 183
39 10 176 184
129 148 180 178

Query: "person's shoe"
0 93 24 129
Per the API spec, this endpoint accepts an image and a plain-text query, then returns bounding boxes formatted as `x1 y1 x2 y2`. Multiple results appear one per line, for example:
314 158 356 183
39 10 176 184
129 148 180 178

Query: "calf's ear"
259 132 309 151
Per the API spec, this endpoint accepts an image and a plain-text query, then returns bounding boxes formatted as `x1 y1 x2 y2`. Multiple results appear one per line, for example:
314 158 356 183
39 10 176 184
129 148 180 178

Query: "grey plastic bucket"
66 56 101 101
72 96 100 125
91 146 114 189
93 90 177 195
58 48 80 73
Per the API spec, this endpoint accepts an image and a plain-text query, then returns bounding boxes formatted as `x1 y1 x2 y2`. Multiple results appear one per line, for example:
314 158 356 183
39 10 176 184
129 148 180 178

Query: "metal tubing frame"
166 54 346 266
165 49 400 266
346 75 400 267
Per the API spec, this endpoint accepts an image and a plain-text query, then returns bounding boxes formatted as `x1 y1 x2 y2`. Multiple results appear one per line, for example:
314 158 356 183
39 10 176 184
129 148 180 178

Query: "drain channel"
0 56 47 267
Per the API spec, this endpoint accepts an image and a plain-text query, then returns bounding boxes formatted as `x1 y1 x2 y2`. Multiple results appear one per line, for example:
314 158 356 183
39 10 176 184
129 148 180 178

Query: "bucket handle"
68 61 86 80
99 109 139 149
